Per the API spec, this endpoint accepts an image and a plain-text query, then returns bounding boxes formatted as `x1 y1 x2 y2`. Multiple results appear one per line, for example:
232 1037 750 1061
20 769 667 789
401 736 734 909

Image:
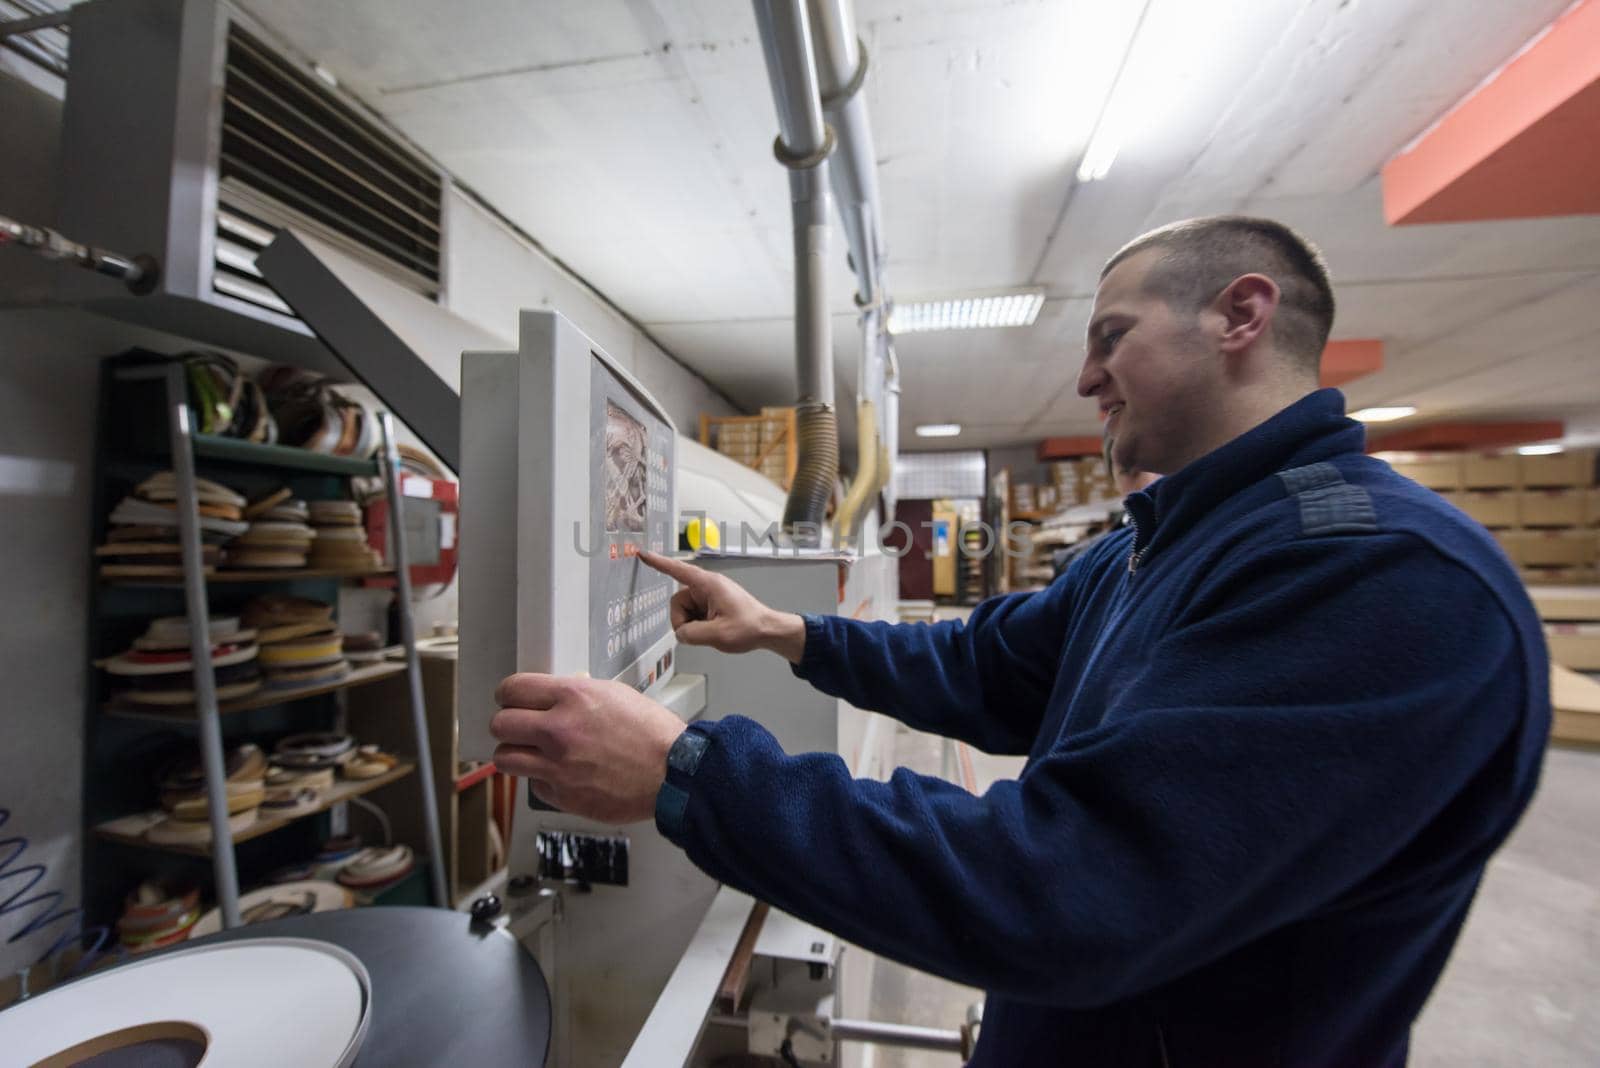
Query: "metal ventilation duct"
218 25 443 302
55 0 446 376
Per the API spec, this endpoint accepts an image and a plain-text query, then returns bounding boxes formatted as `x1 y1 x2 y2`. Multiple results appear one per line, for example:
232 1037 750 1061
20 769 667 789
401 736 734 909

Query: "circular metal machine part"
0 938 372 1067
199 906 550 1066
0 907 550 1067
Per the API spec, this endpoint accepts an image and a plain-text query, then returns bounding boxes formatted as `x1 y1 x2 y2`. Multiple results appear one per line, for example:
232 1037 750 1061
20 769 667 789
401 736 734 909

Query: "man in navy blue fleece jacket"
491 216 1549 1066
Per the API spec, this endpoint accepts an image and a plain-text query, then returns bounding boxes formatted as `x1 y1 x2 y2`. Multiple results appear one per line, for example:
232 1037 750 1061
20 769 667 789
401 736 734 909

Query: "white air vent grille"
218 25 442 295
0 0 69 79
212 201 295 316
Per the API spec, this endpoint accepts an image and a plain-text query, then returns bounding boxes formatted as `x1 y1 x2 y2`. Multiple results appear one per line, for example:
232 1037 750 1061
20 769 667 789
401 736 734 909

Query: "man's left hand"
492 673 687 824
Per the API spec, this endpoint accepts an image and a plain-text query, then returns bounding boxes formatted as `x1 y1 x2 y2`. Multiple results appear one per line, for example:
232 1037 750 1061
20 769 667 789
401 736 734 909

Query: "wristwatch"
655 727 711 839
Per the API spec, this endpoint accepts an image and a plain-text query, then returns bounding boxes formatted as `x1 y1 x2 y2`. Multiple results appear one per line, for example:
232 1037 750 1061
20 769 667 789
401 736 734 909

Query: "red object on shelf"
454 761 497 794
363 475 458 590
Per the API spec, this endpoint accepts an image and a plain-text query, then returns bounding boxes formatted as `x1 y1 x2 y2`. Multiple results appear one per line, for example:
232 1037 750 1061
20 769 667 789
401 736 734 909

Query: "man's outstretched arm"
641 550 1072 754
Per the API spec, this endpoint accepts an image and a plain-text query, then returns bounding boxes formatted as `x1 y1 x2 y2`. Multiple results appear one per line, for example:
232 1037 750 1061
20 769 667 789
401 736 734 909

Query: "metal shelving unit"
101 567 395 585
86 356 447 929
103 660 408 720
94 762 418 857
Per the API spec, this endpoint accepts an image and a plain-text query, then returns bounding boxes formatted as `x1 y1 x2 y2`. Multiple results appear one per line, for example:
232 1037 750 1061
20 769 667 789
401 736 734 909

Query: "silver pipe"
754 1 840 539
0 212 158 293
163 363 242 929
379 413 450 908
753 2 829 157
807 0 885 307
881 339 900 516
808 0 894 533
706 1013 964 1053
831 1017 966 1052
791 166 833 409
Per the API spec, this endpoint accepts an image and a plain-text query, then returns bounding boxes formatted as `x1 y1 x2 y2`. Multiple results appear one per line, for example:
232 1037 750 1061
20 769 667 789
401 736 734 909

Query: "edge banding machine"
460 310 970 1067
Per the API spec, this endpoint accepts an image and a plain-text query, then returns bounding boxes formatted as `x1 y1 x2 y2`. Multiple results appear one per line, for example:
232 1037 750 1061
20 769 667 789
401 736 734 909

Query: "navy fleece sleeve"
792 564 1084 754
660 534 1540 1008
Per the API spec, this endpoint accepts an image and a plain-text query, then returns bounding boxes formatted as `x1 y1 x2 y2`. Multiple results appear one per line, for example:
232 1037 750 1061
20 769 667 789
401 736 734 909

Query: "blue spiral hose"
1 807 112 979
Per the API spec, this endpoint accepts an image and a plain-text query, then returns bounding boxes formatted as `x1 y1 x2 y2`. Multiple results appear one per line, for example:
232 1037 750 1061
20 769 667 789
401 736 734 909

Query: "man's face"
1078 250 1218 476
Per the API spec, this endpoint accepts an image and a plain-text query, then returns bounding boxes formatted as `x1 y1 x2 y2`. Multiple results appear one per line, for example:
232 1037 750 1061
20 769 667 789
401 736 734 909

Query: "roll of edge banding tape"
0 938 371 1066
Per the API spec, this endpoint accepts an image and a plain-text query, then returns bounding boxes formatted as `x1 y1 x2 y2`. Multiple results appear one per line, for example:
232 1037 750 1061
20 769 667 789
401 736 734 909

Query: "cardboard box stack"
1031 456 1121 516
706 407 795 487
1551 664 1600 746
1385 449 1598 585
1010 482 1038 516
713 419 762 466
755 407 791 485
1528 585 1600 674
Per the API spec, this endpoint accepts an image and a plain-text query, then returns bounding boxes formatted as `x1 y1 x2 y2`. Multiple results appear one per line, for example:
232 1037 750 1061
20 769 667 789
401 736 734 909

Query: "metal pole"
752 1 829 157
829 1018 965 1052
163 363 242 928
0 212 158 293
807 0 886 309
755 1 841 541
379 412 449 907
706 1014 966 1054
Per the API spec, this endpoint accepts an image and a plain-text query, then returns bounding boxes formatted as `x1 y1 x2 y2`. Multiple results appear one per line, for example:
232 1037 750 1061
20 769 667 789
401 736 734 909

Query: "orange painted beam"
1368 420 1563 453
1037 435 1104 461
1320 339 1384 388
1383 0 1600 224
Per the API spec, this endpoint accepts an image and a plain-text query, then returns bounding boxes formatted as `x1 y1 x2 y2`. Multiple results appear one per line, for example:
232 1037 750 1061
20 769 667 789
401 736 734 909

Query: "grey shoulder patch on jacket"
1278 462 1378 535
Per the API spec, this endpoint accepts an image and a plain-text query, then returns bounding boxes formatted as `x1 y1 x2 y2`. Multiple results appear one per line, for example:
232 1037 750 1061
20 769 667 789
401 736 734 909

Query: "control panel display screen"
604 402 648 534
588 359 674 683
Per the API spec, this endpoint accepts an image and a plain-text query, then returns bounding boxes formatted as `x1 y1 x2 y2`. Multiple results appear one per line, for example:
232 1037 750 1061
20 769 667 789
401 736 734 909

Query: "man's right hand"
639 551 807 664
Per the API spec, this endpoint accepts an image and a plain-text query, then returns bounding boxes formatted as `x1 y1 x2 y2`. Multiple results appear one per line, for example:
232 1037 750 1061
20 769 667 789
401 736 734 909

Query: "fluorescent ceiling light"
1076 1 1252 183
1351 406 1417 423
888 291 1044 334
1517 444 1563 455
915 424 962 438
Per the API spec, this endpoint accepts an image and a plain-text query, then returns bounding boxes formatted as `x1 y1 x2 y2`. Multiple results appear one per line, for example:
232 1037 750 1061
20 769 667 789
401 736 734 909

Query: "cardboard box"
1519 489 1586 528
1498 530 1597 567
1047 462 1078 488
1456 490 1519 529
1585 488 1600 527
1526 584 1600 621
1546 623 1600 671
1520 449 1595 489
1461 452 1519 489
1387 455 1461 491
1551 664 1600 745
1520 566 1599 587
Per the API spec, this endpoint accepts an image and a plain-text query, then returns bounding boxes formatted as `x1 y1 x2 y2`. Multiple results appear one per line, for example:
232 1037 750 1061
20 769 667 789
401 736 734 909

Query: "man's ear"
1213 273 1279 355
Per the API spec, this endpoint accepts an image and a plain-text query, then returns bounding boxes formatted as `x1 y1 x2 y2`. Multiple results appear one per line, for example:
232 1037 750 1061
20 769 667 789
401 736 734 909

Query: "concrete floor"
858 617 1600 1065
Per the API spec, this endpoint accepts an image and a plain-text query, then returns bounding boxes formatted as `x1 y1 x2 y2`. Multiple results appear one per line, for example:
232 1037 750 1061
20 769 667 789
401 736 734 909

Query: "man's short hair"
1101 215 1335 371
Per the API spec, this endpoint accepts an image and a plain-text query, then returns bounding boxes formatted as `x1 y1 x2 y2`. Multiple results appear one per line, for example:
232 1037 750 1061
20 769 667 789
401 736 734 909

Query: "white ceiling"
242 0 1600 450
